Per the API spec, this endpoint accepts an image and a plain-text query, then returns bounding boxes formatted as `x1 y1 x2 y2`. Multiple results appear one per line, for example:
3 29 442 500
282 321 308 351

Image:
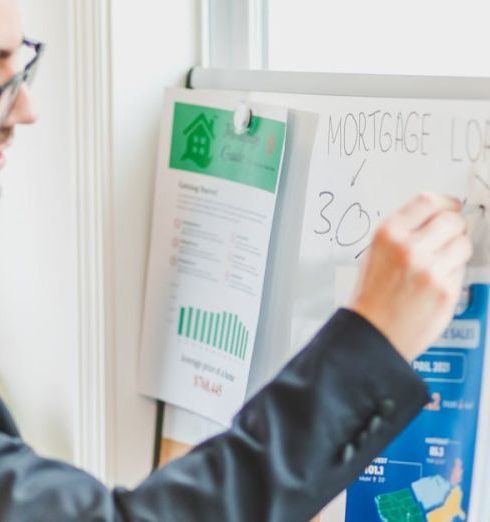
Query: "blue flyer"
345 283 489 522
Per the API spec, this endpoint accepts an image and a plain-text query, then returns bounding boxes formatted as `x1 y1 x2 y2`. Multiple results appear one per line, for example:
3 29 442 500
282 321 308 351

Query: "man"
0 0 472 520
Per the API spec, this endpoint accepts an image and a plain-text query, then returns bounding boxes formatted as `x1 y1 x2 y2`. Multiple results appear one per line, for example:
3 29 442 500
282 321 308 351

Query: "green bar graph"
177 306 249 360
206 313 214 345
238 331 243 359
200 311 207 342
234 323 241 356
231 315 238 355
213 314 220 347
178 307 185 335
240 329 247 359
237 324 244 356
224 314 232 353
193 309 200 340
220 312 227 350
186 307 193 337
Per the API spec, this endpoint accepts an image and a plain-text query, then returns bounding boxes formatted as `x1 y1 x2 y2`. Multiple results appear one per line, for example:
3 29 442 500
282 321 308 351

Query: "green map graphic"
375 489 424 522
374 467 466 522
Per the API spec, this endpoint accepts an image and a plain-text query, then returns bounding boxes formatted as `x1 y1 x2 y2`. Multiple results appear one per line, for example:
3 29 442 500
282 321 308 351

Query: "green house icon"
181 113 215 168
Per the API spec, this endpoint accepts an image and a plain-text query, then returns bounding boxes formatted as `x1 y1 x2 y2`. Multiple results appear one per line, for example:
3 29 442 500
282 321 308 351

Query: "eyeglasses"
0 38 45 128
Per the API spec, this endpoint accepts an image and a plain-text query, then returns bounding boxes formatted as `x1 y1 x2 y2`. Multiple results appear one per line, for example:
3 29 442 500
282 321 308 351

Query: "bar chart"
177 306 249 360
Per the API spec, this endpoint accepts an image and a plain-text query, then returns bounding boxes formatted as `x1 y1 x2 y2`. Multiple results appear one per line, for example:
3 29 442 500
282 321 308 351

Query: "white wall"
0 0 77 462
110 0 200 486
268 0 490 76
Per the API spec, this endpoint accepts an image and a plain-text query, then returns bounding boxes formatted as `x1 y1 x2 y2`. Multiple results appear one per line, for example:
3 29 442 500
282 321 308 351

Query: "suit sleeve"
0 309 429 522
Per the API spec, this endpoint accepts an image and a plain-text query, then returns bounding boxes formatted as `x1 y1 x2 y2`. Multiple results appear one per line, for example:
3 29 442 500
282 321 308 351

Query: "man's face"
0 0 37 170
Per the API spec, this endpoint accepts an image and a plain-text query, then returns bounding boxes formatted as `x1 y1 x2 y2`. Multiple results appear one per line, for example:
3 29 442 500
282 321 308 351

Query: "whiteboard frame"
202 1 268 69
189 67 490 100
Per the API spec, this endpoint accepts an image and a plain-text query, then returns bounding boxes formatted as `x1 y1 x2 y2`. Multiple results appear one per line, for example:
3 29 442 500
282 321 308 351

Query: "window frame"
203 0 268 69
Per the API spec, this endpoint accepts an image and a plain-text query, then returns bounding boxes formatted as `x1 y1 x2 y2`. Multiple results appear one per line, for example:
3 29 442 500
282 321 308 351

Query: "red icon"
174 218 182 229
172 237 180 248
170 256 177 266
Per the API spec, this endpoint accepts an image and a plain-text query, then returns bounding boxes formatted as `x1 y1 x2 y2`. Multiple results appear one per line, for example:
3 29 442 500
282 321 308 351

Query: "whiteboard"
162 71 490 521
187 71 490 379
248 91 490 374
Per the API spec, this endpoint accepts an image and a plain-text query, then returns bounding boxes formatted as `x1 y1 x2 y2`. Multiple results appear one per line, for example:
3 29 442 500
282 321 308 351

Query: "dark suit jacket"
0 309 428 521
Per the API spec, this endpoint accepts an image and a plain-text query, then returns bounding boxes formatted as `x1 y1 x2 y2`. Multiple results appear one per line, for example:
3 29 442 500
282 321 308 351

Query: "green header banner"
169 102 285 194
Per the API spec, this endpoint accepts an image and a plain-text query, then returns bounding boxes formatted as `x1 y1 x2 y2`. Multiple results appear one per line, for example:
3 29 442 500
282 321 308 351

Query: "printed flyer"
343 278 490 522
138 88 287 425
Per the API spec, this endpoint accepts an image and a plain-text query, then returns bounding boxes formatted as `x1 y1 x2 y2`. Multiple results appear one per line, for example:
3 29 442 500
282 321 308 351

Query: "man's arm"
116 309 428 522
0 309 427 522
0 193 472 521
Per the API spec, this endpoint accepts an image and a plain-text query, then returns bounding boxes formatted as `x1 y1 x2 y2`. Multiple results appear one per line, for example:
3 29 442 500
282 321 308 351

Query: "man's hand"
349 193 473 361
